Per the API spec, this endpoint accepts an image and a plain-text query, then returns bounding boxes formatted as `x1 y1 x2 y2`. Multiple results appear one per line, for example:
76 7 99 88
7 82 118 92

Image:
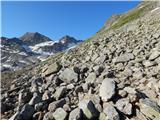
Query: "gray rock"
59 68 78 83
44 62 62 76
54 86 67 100
142 60 157 67
69 108 82 120
85 72 97 83
42 90 51 100
140 98 160 120
118 90 127 97
29 93 42 105
82 83 89 93
9 112 21 120
99 78 116 101
115 53 134 63
103 103 120 120
149 50 160 60
124 87 137 94
116 98 132 115
48 98 66 112
52 108 67 120
78 99 99 119
75 86 83 93
43 112 54 120
9 104 35 120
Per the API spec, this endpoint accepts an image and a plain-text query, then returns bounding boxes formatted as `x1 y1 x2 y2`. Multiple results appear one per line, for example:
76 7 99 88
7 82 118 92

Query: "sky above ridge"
2 1 140 41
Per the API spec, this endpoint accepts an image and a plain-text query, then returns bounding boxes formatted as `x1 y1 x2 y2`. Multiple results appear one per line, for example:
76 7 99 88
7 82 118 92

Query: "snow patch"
22 45 32 52
18 52 28 56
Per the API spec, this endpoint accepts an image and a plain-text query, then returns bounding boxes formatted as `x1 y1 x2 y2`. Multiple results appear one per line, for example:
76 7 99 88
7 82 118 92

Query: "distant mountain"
1 33 82 71
20 32 53 46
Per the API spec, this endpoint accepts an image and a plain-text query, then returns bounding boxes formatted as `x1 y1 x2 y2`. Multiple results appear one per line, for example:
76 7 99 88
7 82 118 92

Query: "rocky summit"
1 1 160 120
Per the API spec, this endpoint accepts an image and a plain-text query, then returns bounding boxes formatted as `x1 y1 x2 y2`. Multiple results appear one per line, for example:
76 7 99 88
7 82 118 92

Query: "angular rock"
59 68 78 83
115 53 134 63
124 87 137 94
43 112 54 120
9 104 35 120
54 86 67 100
149 50 160 60
140 98 160 120
48 98 66 112
44 62 62 76
42 90 51 100
78 99 99 119
52 108 67 120
29 93 42 105
99 78 116 101
103 103 120 120
69 108 82 120
116 98 132 115
85 72 97 83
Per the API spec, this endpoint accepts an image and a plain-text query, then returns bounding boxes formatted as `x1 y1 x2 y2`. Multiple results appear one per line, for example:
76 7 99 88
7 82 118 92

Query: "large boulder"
99 78 116 101
59 68 78 83
44 62 62 76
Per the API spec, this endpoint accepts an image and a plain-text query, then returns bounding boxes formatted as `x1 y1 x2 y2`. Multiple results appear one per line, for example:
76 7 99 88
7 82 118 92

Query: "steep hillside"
1 1 160 120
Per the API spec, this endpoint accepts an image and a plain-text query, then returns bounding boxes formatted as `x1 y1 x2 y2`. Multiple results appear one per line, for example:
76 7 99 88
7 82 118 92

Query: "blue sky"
2 1 140 41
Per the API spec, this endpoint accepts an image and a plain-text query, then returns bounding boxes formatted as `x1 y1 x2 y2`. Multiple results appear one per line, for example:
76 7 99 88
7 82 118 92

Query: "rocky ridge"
1 33 82 71
1 1 160 120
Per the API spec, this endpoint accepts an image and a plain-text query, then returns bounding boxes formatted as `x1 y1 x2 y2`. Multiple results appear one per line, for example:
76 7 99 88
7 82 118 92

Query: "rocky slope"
1 1 160 120
1 33 82 71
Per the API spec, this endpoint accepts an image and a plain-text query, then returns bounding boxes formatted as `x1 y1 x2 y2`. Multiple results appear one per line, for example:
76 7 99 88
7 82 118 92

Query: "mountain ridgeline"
1 1 160 120
1 33 82 71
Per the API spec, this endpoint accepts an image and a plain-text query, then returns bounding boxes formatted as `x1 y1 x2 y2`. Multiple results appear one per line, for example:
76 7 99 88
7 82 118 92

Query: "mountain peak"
59 35 78 44
20 32 53 46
